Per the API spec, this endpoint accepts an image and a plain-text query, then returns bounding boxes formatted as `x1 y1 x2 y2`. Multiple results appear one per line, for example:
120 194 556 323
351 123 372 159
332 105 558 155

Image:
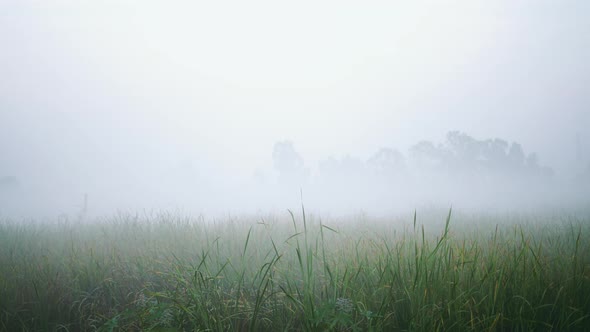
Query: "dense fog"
1 0 589 218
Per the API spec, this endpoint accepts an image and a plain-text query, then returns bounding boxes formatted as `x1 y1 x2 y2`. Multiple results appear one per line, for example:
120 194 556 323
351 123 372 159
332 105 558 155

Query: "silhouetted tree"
272 141 306 186
507 142 526 170
409 131 553 179
526 153 539 170
409 140 449 170
367 147 405 176
447 131 480 161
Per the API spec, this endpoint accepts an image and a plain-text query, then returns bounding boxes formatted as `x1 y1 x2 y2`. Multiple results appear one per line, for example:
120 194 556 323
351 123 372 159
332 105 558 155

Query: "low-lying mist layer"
1 210 589 331
1 131 589 218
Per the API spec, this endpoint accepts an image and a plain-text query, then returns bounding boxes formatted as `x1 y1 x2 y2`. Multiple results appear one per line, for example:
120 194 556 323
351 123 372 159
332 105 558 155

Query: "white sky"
1 0 589 215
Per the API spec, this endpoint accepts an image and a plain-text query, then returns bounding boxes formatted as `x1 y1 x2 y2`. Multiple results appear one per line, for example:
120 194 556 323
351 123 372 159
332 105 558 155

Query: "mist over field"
3 2 590 331
1 0 589 218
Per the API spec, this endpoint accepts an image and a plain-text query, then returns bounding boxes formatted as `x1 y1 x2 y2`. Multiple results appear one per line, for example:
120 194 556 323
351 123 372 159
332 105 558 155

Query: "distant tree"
367 147 405 176
409 140 449 170
272 141 306 186
445 131 489 173
409 131 554 180
526 152 539 170
273 141 303 173
481 138 509 169
445 132 535 174
507 142 526 169
446 131 480 161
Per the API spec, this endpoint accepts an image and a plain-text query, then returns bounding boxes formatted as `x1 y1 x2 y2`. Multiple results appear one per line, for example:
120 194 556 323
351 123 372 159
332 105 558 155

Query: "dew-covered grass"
0 209 589 331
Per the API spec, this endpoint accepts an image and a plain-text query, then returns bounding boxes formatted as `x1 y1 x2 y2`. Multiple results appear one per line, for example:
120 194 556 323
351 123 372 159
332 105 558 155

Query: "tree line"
272 131 557 188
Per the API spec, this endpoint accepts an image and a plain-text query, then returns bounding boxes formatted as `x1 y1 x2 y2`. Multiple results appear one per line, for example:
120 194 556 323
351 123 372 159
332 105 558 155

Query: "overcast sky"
1 0 589 216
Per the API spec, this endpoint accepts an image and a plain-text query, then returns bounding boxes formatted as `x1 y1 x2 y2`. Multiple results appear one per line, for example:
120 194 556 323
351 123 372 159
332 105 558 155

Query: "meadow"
0 208 589 331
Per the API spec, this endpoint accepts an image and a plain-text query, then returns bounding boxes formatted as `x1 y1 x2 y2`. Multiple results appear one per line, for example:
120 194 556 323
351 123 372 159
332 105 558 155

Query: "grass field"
1 208 589 331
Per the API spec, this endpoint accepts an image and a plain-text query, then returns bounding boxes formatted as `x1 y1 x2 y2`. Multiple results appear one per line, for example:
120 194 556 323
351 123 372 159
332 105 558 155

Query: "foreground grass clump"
0 210 589 331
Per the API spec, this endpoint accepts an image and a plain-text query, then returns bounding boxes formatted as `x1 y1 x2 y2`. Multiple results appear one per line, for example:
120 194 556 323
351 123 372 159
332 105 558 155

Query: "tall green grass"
0 209 589 331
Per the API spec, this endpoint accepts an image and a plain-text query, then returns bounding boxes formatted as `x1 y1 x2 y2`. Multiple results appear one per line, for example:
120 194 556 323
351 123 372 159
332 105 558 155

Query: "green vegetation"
1 209 589 331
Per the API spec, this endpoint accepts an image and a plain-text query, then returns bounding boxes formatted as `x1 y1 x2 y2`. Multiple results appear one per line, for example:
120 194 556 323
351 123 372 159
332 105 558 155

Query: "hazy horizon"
1 0 589 218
